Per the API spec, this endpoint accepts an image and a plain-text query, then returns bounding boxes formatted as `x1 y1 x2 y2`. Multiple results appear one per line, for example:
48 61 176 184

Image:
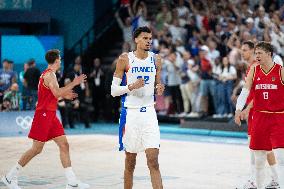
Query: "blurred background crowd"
1 0 284 127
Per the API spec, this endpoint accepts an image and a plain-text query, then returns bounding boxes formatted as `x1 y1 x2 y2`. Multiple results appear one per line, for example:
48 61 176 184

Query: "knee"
147 157 159 171
58 141 69 152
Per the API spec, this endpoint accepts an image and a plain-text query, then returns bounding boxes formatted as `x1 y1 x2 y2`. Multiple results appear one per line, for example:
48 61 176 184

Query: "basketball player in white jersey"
111 26 164 189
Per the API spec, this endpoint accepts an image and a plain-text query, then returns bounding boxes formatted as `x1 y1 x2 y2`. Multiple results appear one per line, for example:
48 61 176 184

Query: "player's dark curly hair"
133 26 151 40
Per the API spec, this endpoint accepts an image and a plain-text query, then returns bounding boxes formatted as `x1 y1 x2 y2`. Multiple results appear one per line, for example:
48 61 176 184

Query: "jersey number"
137 76 150 84
263 92 269 100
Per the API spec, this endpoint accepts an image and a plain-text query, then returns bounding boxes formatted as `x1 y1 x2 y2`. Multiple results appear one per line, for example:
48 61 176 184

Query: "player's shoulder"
116 52 129 68
43 70 55 79
154 53 162 61
118 52 129 61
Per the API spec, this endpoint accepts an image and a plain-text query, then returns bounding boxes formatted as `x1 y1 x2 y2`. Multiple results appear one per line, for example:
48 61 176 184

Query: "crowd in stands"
115 0 284 118
1 0 284 126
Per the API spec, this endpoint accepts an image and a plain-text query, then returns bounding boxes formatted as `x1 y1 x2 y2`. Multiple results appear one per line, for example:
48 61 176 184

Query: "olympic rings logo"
15 116 33 130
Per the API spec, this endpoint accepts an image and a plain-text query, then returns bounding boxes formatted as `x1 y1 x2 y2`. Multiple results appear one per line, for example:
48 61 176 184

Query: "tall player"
111 26 164 189
2 49 90 189
239 41 279 189
235 42 284 189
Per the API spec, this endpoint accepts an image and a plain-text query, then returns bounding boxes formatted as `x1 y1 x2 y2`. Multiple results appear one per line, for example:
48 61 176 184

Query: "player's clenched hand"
156 83 165 96
73 74 87 86
129 78 145 91
64 90 78 100
241 107 249 121
234 110 242 126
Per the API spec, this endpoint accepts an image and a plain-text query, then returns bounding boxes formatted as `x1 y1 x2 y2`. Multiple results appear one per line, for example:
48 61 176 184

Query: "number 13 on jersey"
263 92 269 100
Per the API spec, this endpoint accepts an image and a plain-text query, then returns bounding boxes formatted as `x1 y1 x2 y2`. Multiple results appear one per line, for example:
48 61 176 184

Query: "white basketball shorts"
121 106 160 153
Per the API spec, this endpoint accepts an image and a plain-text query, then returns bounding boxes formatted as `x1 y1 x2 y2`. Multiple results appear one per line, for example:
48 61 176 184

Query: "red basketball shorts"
28 110 65 142
247 109 254 136
250 111 284 150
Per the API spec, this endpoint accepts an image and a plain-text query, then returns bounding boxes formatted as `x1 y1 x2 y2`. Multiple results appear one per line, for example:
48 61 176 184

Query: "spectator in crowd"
179 51 192 116
199 45 216 116
186 52 201 117
155 3 172 31
89 58 106 121
208 40 220 63
115 8 134 49
19 63 29 110
164 51 184 114
128 0 149 31
2 83 20 111
227 33 242 65
23 59 41 110
65 61 91 128
214 57 237 118
0 59 17 109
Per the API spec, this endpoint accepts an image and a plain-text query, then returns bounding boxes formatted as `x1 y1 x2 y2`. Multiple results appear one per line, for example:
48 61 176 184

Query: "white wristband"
236 88 249 111
111 77 130 97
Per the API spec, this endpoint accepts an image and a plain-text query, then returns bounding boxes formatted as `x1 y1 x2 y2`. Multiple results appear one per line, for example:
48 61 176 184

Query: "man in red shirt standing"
239 41 279 189
235 42 284 189
2 49 90 189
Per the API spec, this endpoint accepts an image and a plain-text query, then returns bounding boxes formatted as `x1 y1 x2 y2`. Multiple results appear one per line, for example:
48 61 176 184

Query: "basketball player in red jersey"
235 42 284 189
2 49 90 189
239 41 279 189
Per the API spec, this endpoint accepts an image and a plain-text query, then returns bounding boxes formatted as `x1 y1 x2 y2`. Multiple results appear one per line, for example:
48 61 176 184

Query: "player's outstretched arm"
111 54 145 97
155 54 165 96
45 71 86 98
235 65 255 126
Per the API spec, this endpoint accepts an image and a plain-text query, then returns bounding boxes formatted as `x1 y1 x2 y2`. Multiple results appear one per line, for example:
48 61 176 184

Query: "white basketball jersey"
121 51 157 108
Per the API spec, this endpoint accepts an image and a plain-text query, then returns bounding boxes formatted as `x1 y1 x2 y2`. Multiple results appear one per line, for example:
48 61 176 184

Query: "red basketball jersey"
252 64 284 112
36 69 58 111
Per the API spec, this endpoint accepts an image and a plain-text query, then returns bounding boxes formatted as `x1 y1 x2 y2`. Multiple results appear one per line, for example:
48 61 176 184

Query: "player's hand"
63 90 78 100
234 110 242 126
156 83 165 96
241 107 250 121
73 74 87 86
129 78 145 91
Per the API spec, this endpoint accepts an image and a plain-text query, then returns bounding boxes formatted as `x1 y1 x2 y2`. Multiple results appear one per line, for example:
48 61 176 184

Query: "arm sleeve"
236 88 250 111
111 77 130 97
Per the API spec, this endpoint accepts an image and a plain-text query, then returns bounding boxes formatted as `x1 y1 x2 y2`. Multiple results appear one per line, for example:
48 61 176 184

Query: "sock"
65 167 77 184
254 151 267 189
277 164 284 188
250 164 255 182
249 150 255 182
274 149 284 188
6 163 22 181
269 164 278 182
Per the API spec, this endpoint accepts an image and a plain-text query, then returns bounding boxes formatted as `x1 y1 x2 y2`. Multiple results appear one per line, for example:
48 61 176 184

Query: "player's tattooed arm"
155 54 165 96
113 53 128 79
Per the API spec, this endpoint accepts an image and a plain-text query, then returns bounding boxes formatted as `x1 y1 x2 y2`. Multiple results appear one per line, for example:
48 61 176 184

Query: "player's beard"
144 46 151 51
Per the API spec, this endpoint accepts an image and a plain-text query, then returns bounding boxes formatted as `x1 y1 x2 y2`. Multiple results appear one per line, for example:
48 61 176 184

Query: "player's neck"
248 56 254 65
134 49 148 60
261 60 274 72
47 65 57 72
